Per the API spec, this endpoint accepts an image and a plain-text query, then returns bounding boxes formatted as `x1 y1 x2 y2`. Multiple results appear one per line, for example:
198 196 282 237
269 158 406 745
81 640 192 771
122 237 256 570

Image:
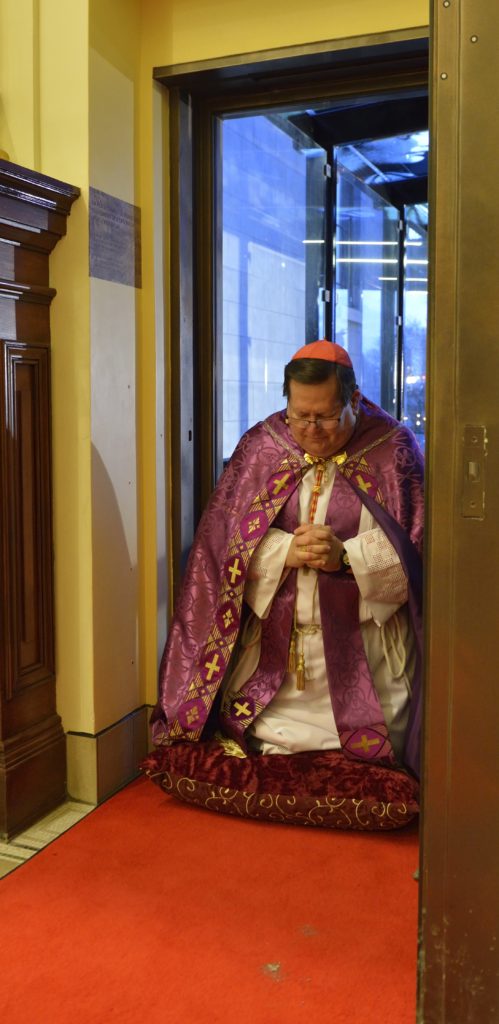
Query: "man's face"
286 376 360 458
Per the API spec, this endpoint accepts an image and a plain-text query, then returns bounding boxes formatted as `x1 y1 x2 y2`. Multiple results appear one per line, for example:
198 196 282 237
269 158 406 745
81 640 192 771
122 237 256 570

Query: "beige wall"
89 7 141 731
0 0 429 794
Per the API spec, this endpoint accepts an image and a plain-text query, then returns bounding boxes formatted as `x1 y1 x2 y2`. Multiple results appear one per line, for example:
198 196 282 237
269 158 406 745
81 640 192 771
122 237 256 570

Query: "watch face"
342 549 350 567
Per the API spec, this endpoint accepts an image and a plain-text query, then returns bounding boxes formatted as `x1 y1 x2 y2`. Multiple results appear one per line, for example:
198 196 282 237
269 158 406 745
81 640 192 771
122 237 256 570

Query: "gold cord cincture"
288 631 296 672
296 651 306 691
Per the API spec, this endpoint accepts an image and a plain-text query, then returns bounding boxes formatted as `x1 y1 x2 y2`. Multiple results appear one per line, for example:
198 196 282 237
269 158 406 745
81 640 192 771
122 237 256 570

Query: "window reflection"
221 115 327 459
402 211 428 451
219 117 428 462
335 159 400 413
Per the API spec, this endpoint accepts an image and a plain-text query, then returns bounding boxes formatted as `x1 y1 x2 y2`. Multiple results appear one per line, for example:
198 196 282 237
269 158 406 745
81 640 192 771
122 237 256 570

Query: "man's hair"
283 358 357 406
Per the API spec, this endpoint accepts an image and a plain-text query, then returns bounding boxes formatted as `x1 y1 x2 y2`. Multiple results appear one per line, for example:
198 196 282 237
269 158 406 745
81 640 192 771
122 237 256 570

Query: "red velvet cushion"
141 739 419 831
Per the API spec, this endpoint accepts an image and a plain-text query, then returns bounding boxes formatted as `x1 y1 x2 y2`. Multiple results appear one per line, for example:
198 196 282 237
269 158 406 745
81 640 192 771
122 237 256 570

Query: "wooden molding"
0 162 79 838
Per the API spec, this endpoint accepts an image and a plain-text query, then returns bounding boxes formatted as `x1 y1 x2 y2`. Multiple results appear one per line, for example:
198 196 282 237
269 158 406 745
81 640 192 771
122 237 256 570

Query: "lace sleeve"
244 528 293 619
344 527 408 625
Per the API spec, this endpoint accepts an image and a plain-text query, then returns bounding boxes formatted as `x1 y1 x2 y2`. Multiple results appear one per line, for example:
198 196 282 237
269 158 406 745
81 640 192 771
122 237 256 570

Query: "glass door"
215 119 428 475
402 206 428 449
217 113 328 466
334 151 401 416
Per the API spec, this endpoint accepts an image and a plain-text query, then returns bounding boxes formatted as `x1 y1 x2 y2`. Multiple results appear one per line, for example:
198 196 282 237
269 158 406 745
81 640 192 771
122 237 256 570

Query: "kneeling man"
151 340 424 778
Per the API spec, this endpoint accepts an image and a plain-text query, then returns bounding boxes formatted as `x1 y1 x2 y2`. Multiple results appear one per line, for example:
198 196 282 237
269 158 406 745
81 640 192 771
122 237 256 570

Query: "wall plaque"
90 187 141 288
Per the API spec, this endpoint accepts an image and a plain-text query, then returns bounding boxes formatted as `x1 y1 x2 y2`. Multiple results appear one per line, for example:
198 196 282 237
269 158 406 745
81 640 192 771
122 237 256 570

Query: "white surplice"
222 462 415 760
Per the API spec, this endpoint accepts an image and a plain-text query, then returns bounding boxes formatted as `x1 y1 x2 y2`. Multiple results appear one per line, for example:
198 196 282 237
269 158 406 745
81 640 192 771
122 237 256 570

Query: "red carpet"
0 777 418 1023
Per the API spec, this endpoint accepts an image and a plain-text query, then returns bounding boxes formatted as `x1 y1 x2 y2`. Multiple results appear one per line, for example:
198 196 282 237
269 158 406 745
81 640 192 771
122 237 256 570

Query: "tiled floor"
0 800 95 879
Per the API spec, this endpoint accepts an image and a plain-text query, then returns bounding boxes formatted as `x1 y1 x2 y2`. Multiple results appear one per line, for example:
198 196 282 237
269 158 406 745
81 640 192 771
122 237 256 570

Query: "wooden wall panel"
0 159 79 838
2 344 54 691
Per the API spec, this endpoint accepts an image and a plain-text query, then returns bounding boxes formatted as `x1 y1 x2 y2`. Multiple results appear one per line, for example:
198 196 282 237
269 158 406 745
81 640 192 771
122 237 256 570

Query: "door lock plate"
462 425 487 518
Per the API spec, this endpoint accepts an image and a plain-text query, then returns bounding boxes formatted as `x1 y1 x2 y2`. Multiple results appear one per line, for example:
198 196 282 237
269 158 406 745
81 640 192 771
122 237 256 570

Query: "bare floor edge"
0 800 95 878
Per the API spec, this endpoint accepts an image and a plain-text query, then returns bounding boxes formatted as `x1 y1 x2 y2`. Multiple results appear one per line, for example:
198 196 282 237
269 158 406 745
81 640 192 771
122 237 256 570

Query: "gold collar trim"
263 419 399 471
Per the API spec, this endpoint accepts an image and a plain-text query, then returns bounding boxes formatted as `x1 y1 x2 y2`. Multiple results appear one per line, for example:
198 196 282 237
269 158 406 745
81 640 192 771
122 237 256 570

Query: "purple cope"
151 397 424 778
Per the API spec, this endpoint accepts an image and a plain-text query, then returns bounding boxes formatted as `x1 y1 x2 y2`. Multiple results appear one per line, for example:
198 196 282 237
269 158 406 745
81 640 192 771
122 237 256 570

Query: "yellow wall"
40 1 94 731
0 0 39 166
89 0 142 731
0 0 429 763
140 0 428 65
1 0 94 730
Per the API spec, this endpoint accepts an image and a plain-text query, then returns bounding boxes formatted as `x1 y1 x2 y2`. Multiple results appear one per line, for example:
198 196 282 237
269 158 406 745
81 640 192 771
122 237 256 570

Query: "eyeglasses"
286 408 344 430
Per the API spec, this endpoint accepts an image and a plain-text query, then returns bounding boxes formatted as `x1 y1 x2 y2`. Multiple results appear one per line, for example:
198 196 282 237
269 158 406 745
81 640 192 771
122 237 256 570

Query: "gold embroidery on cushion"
165 776 415 830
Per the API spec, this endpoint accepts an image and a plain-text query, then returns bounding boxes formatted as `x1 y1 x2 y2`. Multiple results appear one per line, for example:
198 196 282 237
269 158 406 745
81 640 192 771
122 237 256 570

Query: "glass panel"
402 206 428 450
335 157 400 415
220 114 327 460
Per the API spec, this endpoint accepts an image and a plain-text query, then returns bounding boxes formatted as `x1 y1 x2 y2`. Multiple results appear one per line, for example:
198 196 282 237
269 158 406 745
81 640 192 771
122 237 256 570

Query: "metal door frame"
420 1 499 1019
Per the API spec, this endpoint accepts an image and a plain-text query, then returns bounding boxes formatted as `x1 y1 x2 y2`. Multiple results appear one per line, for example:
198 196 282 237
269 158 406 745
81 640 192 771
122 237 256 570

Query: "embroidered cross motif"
223 608 234 629
186 707 200 725
351 734 381 753
247 517 262 534
233 701 251 717
272 473 291 495
355 474 373 493
205 654 221 680
228 559 242 584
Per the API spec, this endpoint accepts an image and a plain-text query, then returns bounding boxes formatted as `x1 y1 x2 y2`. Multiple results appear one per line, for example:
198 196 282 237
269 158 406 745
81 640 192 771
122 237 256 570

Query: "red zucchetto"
291 340 352 367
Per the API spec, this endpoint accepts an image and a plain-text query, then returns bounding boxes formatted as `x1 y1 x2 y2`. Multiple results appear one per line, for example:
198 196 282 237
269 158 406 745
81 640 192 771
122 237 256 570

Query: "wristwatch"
340 547 352 572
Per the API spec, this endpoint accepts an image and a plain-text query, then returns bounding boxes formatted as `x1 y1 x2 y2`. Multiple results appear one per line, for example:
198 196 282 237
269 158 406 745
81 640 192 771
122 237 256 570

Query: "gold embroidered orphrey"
167 453 304 742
